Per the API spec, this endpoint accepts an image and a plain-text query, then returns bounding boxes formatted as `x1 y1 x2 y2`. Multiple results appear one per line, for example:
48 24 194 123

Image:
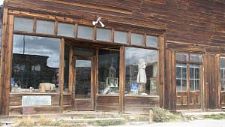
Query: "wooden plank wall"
0 0 224 112
4 0 225 46
9 94 60 115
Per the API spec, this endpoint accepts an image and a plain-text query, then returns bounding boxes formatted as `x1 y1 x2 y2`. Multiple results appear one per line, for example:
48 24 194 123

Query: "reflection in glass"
14 17 33 32
64 44 70 92
131 33 144 46
77 25 93 40
96 28 111 42
36 20 55 34
98 49 119 95
146 36 158 48
176 64 187 92
114 31 128 44
75 59 92 98
58 23 75 37
125 47 158 95
190 64 200 91
11 34 60 93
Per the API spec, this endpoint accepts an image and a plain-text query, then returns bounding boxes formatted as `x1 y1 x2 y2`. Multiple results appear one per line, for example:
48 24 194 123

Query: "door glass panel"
176 64 187 92
190 64 200 91
75 59 92 98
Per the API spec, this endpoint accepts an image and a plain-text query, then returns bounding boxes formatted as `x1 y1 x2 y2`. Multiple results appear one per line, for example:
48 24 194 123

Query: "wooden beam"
68 46 74 94
159 35 165 107
0 7 9 115
119 46 125 113
2 14 14 115
59 38 65 112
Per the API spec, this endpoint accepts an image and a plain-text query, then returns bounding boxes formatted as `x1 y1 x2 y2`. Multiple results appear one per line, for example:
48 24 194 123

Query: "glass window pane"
14 17 33 32
98 49 119 95
75 60 91 98
190 54 202 63
125 47 158 96
190 80 195 91
58 23 74 37
190 68 194 79
36 20 55 34
11 35 60 93
77 25 93 40
182 80 187 91
176 67 181 78
195 67 200 79
96 28 111 42
114 31 128 44
182 67 187 79
220 57 225 68
176 53 188 62
176 80 181 92
64 44 70 92
131 33 144 46
195 80 200 90
146 36 158 48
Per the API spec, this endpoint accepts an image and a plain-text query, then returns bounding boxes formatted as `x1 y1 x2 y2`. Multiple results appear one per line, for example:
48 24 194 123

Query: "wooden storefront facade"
0 0 225 115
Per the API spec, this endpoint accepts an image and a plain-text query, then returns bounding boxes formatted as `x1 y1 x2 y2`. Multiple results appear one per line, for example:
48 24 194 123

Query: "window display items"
130 82 138 94
137 58 147 94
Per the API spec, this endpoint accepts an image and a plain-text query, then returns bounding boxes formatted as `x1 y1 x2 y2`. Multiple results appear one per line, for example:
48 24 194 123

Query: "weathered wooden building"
0 0 225 115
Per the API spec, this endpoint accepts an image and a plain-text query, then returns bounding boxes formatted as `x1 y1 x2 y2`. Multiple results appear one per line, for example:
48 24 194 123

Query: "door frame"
175 52 204 110
72 51 97 111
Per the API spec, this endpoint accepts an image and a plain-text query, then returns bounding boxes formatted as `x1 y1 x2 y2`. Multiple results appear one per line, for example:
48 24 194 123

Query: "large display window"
125 47 158 96
11 34 60 93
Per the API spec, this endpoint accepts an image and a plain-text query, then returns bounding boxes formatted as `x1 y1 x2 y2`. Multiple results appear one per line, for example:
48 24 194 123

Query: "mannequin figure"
136 58 147 93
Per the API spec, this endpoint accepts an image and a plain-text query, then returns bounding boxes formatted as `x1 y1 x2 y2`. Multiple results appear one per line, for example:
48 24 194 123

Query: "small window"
146 36 158 48
58 23 75 37
14 17 33 32
77 25 93 40
36 20 55 34
96 28 111 42
131 33 144 46
114 31 128 44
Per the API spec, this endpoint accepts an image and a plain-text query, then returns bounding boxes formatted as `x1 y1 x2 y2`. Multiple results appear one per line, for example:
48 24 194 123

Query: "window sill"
125 95 159 98
10 92 59 95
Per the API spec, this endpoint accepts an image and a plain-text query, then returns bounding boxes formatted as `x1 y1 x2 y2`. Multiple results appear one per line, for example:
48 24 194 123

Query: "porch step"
0 112 128 126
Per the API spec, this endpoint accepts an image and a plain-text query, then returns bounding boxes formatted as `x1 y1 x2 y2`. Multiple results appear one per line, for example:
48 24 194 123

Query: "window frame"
176 52 202 92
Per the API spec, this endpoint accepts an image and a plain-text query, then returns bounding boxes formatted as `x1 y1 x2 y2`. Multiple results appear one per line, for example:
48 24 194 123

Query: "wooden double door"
176 64 203 109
